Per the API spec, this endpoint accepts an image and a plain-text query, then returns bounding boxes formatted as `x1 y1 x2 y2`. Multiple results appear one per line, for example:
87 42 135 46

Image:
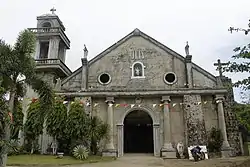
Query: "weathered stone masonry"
20 9 242 158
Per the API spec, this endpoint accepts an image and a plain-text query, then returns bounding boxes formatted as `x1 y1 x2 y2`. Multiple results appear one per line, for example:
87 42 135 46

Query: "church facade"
21 10 242 158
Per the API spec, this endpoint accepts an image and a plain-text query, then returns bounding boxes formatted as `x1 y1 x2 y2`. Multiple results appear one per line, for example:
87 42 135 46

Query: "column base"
221 147 234 158
102 149 117 157
220 141 234 158
160 148 176 159
221 150 232 158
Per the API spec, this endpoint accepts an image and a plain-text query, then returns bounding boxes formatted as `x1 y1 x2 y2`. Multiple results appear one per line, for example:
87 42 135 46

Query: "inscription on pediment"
130 49 145 60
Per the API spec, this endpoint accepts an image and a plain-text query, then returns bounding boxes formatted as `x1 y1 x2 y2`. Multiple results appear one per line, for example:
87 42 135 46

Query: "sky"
0 0 249 102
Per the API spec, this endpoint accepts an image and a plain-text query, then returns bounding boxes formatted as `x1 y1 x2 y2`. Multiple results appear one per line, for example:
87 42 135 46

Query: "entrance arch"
123 110 153 153
116 107 160 157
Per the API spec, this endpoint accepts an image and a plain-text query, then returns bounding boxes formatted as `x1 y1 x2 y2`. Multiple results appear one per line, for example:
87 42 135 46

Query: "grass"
7 154 115 166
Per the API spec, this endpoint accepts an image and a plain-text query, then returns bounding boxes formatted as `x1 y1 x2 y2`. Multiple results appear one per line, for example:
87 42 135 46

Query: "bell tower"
28 8 71 83
19 9 72 153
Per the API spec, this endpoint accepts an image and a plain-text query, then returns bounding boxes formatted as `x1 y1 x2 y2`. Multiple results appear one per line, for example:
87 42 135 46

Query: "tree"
10 100 23 140
232 103 250 131
207 127 223 153
0 30 54 167
46 96 67 141
89 116 109 155
0 85 8 166
23 100 43 153
66 101 91 149
226 20 250 132
226 20 250 90
232 91 250 132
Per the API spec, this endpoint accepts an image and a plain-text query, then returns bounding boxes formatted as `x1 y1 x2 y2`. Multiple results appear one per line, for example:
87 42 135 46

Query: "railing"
29 27 60 33
28 27 70 47
35 58 72 75
35 58 60 64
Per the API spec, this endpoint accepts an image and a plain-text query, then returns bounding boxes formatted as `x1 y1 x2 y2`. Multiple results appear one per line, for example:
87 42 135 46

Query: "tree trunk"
0 91 15 167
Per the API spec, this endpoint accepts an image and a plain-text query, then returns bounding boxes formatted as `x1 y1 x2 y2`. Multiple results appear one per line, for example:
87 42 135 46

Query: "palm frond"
14 29 36 60
0 39 15 88
13 29 36 78
25 75 54 118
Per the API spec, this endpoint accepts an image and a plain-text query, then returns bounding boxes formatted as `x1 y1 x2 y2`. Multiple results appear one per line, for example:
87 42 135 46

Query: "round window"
98 73 111 85
164 72 177 84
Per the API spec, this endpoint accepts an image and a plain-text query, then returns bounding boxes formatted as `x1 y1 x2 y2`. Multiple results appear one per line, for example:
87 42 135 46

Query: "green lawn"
7 154 115 166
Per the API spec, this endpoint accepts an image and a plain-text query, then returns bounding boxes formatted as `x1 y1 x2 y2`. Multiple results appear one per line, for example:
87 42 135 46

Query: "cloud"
1 0 249 102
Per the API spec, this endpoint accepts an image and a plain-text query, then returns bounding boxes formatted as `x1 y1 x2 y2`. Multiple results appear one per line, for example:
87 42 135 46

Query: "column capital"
215 95 225 103
185 55 192 63
153 123 160 127
105 96 114 103
161 96 171 103
81 58 88 66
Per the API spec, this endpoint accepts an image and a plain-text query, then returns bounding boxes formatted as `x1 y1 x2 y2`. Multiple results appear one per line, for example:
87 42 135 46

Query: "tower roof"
37 8 65 31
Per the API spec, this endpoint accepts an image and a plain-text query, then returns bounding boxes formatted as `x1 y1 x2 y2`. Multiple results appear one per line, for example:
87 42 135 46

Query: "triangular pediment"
88 28 186 66
62 28 217 91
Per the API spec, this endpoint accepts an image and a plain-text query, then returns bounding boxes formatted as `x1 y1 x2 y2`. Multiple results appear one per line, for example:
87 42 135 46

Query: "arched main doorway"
123 110 153 153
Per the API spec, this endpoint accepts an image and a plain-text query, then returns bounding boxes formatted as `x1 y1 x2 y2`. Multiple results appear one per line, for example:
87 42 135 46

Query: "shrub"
207 127 223 153
72 145 89 160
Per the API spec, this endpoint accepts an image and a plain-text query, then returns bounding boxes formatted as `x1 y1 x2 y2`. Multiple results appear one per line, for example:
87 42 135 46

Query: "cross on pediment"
50 7 56 14
213 59 229 77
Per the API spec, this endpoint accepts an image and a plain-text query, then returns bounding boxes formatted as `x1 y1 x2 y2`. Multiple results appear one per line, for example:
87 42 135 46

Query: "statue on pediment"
185 41 189 56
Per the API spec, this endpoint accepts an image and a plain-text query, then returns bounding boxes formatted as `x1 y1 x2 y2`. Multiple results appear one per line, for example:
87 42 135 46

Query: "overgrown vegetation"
22 97 109 159
0 85 8 166
207 127 223 153
232 102 250 131
225 22 250 90
225 20 250 133
0 29 54 166
66 100 91 151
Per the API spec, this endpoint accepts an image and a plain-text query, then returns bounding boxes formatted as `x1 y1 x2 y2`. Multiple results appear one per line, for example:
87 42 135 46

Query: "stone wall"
91 96 186 154
183 95 207 146
221 76 241 155
202 96 218 131
62 33 218 92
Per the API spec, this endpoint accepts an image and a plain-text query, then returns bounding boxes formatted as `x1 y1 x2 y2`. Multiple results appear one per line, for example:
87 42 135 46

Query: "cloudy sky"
1 0 249 102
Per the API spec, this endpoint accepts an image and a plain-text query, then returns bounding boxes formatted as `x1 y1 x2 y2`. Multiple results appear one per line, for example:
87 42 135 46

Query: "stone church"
20 9 243 158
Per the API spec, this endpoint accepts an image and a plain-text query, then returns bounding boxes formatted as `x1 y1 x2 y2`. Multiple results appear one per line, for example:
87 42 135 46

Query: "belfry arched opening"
123 110 153 153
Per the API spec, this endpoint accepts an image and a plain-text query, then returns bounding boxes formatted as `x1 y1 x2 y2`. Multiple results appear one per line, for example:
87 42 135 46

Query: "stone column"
81 58 88 91
153 124 160 156
239 132 244 155
160 96 176 158
117 124 123 157
48 37 60 59
34 41 40 59
215 95 232 157
185 55 193 88
102 97 117 157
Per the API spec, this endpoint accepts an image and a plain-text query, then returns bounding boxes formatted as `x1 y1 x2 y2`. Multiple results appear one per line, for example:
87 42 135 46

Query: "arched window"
42 22 52 28
41 22 52 32
131 62 145 79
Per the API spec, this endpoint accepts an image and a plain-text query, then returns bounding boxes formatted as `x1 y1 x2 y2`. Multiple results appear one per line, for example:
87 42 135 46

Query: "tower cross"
50 7 56 14
213 59 229 77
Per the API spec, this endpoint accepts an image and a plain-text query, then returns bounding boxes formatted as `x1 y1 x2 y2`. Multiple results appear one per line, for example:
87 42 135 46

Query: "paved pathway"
70 154 249 167
71 154 163 167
